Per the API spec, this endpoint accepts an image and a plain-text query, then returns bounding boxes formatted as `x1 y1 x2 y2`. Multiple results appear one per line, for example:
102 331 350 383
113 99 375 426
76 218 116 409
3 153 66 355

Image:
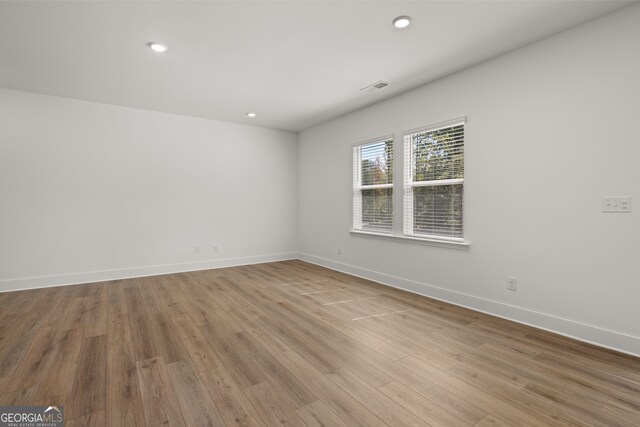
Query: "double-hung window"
404 119 465 241
353 138 394 233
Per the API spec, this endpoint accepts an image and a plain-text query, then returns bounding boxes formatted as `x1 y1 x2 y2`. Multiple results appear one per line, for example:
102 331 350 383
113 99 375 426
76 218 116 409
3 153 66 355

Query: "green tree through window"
353 139 394 232
405 121 464 239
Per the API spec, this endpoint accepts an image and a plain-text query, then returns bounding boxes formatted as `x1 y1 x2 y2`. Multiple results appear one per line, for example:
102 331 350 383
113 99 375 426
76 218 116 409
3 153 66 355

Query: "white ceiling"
0 1 634 131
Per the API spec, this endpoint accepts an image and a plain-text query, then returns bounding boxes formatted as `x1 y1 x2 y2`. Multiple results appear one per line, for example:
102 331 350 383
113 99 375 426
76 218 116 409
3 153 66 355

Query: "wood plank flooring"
0 260 638 426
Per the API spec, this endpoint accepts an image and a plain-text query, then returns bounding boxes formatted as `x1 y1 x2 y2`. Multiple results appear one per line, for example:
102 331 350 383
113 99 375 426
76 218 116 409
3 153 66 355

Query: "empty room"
1 1 639 426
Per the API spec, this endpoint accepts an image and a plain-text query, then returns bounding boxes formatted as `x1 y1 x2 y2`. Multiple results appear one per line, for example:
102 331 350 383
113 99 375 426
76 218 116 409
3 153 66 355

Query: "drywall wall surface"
298 4 640 355
0 88 298 290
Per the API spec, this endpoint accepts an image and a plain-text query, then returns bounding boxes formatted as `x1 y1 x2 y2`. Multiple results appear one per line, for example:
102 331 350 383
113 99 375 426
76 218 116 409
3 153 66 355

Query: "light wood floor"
0 260 638 426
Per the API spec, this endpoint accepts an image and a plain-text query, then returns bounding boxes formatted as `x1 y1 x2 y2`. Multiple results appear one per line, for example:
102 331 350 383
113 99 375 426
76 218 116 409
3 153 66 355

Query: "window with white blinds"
353 138 394 233
404 119 465 240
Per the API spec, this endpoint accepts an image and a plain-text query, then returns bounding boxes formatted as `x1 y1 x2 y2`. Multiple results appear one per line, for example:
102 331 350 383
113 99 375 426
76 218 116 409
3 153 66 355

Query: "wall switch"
602 197 632 213
213 244 218 253
194 246 200 254
337 247 342 255
507 277 517 291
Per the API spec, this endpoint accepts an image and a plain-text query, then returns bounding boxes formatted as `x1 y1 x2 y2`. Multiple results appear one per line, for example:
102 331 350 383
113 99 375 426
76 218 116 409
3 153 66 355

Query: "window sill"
349 229 471 249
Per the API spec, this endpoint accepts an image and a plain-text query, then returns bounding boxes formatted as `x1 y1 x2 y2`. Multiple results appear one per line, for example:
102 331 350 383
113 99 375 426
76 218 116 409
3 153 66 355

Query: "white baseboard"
0 252 298 293
3 250 638 357
298 252 640 358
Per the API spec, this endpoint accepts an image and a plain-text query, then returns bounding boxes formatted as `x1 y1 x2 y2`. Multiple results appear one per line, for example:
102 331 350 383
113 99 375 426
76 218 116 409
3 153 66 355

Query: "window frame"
352 135 394 233
403 117 466 242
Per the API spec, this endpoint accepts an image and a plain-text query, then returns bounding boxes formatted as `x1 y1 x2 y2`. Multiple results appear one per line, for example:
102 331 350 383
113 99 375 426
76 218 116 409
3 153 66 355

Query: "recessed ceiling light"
392 16 412 29
247 112 257 118
147 42 168 53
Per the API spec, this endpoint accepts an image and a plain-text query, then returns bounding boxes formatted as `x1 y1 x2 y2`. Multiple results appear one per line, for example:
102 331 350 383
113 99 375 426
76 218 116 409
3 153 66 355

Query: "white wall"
0 89 298 290
298 5 640 355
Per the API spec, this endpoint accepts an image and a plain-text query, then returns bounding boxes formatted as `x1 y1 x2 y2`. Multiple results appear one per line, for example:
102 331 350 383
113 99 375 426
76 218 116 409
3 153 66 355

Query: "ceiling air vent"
360 81 389 93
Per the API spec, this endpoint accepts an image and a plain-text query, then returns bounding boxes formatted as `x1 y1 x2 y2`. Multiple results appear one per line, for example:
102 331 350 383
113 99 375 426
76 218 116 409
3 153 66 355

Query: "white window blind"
404 119 465 240
353 138 394 233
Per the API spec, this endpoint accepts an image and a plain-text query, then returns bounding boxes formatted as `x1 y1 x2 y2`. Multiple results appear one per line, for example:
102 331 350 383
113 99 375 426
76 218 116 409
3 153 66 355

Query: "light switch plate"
602 197 632 213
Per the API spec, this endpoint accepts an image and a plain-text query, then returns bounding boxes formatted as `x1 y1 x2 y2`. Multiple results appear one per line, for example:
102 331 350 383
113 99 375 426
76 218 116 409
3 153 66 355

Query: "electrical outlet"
602 197 632 213
213 244 218 253
337 247 342 255
507 277 517 291
194 246 200 254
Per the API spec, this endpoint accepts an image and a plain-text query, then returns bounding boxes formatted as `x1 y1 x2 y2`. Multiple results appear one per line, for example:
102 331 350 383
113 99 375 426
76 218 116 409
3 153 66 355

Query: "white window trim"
404 116 467 242
349 229 470 249
352 135 394 233
411 178 464 188
403 116 467 140
349 119 470 248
